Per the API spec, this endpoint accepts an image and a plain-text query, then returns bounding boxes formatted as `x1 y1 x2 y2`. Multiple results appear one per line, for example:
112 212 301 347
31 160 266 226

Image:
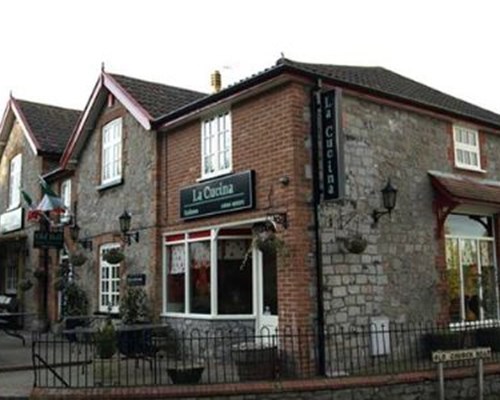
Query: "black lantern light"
372 179 398 225
119 210 139 246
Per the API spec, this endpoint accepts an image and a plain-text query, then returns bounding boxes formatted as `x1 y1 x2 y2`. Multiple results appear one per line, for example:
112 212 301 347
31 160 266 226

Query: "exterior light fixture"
69 222 93 250
119 210 139 246
372 179 397 226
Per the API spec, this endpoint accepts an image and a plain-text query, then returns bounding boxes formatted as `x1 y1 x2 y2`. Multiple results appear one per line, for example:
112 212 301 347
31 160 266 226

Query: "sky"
0 0 499 115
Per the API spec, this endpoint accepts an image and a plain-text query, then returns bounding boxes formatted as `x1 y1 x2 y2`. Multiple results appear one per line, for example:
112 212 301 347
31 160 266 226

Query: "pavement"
0 331 34 399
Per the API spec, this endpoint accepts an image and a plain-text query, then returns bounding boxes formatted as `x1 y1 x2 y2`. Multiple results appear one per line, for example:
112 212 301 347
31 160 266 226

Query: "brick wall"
158 81 317 329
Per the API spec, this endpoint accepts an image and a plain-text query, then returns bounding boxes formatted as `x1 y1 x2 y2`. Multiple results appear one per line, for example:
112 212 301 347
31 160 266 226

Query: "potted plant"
94 320 119 387
103 248 125 264
231 341 278 381
117 287 155 358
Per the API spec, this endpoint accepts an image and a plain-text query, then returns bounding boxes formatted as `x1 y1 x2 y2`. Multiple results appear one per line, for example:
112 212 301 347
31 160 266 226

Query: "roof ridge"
15 98 81 114
108 72 207 96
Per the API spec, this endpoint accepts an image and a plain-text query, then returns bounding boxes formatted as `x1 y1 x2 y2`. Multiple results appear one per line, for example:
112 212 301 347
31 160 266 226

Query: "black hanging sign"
33 231 64 249
321 90 340 200
180 170 255 220
126 273 146 287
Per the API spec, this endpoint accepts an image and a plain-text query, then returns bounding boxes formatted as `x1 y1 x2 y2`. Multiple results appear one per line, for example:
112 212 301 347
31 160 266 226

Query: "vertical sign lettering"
321 90 339 200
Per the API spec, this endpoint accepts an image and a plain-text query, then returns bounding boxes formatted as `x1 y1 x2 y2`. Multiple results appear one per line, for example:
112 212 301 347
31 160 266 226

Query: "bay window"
164 229 253 316
445 214 498 323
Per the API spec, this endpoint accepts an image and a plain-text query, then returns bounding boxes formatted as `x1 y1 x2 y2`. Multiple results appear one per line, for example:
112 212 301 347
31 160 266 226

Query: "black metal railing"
32 321 500 388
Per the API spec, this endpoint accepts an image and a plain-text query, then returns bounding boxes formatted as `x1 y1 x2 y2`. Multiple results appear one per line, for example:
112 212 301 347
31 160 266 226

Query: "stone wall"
320 93 500 331
74 101 157 315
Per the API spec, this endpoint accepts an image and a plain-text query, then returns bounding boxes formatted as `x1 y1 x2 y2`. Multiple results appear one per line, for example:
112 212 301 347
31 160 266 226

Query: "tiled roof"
428 171 500 205
279 59 500 128
110 74 207 119
16 100 80 155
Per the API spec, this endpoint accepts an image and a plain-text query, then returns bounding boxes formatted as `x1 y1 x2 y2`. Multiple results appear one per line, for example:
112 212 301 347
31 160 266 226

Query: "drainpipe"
310 79 326 376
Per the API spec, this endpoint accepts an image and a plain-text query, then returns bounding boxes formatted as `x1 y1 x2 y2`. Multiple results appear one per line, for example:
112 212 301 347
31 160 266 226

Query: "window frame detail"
453 125 482 171
99 243 121 313
60 179 71 224
101 118 123 185
200 111 232 179
8 153 22 210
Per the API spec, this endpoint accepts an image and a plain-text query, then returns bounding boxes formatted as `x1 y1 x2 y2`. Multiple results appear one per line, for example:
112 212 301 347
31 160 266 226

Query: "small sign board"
432 347 491 363
0 207 23 233
33 231 64 249
180 170 255 220
126 273 146 287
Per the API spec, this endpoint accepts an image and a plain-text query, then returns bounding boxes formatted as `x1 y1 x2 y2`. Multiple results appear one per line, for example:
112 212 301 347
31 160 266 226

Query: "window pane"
445 215 492 237
217 239 252 315
446 238 461 322
190 241 211 314
167 244 186 312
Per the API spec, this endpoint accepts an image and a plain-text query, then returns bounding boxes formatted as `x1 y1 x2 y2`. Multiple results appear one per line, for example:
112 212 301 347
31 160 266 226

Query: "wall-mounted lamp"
119 210 139 246
267 212 288 229
69 222 93 251
372 179 397 226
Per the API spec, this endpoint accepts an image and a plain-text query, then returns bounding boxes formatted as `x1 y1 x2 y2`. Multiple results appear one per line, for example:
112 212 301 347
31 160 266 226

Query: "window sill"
197 170 233 183
161 313 255 320
454 165 486 174
97 178 123 191
449 320 499 331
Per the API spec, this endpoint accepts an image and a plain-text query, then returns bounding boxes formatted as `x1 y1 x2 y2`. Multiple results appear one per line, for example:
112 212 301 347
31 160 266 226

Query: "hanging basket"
103 248 125 264
69 251 88 266
33 268 47 280
344 235 368 254
18 279 33 292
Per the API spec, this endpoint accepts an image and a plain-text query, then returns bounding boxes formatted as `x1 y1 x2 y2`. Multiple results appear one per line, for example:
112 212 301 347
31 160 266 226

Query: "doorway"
256 247 278 335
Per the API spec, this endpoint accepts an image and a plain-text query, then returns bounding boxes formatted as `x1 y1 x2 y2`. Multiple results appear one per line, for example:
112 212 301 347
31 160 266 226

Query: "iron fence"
32 321 500 388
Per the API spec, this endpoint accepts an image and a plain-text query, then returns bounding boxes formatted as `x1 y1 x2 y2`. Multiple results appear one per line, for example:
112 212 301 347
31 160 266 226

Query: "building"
3 58 500 356
0 97 80 325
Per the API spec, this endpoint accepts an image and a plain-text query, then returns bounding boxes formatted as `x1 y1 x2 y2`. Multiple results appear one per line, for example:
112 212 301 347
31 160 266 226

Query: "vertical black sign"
321 90 340 200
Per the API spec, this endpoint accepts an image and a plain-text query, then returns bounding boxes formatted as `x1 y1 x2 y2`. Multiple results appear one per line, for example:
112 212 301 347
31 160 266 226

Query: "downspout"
310 79 325 376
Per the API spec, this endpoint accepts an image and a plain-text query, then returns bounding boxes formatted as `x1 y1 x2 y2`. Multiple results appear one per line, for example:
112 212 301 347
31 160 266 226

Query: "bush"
120 287 152 325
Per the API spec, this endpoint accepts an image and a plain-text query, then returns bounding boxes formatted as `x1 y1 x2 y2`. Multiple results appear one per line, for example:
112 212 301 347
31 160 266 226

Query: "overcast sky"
1 0 499 115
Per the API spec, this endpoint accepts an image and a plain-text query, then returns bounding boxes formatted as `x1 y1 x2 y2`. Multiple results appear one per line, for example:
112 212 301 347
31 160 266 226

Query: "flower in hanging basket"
345 234 368 254
33 268 47 280
53 278 66 291
69 251 88 266
103 248 125 264
18 279 33 292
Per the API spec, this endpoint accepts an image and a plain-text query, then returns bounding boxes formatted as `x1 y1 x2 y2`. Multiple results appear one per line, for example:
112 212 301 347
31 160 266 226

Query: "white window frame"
99 243 121 313
8 154 22 209
453 125 482 171
163 229 255 319
60 179 71 224
5 263 17 295
101 118 123 185
201 111 232 179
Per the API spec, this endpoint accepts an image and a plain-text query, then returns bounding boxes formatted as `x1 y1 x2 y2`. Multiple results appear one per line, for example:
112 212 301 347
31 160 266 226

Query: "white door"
256 248 278 337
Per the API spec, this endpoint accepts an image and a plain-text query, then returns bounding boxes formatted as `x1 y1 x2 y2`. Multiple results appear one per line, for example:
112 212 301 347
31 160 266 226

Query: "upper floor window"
60 179 71 223
453 125 481 171
101 118 122 185
8 154 21 209
201 111 232 179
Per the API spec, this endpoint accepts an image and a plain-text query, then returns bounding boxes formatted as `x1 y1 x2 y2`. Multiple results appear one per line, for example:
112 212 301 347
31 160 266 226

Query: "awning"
428 170 500 236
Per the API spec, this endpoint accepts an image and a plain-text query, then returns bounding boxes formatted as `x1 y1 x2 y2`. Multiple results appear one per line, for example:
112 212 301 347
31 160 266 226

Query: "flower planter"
167 363 204 384
103 249 125 264
232 343 277 381
69 251 88 266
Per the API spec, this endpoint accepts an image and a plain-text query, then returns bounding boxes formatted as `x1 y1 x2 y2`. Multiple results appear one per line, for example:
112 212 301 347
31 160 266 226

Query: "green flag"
39 176 58 198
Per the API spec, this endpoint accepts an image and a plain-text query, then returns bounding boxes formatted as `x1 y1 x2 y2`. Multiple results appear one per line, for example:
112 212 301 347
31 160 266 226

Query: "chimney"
211 70 222 93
